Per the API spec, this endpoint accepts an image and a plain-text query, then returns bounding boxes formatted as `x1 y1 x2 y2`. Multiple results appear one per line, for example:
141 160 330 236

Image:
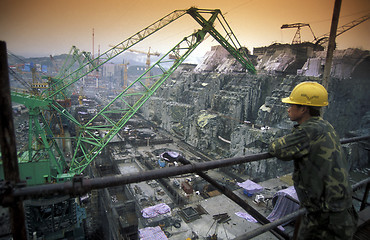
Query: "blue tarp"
24 63 31 72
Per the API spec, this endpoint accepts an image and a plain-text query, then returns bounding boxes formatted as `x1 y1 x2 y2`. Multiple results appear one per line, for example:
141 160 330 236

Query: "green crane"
7 7 256 239
9 46 96 185
11 7 256 182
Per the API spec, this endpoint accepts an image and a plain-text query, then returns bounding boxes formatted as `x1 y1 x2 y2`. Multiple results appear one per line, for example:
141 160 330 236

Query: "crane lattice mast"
11 7 256 180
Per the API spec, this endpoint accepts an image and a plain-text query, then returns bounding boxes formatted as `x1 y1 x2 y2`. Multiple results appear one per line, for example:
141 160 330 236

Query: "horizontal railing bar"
8 152 271 201
232 179 370 239
1 135 369 204
352 177 370 192
177 156 289 239
233 208 307 240
340 135 370 144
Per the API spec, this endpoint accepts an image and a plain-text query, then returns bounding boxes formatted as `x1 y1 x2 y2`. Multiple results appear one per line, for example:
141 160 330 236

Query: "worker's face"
287 104 305 123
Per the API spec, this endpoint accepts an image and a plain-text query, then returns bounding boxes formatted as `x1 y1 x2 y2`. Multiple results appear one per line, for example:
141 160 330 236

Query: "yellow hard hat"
282 81 328 107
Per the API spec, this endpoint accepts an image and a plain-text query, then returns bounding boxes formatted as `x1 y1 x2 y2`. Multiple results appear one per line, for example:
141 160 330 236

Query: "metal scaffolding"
2 134 369 202
1 133 369 239
1 40 370 239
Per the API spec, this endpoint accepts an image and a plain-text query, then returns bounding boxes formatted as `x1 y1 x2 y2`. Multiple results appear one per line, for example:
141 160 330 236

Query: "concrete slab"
167 193 278 240
115 123 297 239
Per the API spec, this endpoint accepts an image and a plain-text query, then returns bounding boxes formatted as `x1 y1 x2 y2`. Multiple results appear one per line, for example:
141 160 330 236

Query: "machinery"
7 46 99 239
313 14 370 46
281 14 370 46
129 47 160 86
119 59 130 89
6 7 256 239
108 46 160 87
281 23 317 44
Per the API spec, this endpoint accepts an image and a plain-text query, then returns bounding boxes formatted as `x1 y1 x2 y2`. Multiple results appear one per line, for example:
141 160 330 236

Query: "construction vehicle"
6 7 256 239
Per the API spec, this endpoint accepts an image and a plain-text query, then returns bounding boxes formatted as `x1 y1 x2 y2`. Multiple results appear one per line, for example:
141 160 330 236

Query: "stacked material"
139 226 168 240
141 203 171 218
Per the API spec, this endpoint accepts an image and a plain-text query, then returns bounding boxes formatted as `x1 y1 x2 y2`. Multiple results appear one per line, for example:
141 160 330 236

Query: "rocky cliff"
140 44 370 181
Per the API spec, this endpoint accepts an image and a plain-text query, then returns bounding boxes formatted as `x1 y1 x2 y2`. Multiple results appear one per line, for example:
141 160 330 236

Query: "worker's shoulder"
301 117 332 131
300 117 336 140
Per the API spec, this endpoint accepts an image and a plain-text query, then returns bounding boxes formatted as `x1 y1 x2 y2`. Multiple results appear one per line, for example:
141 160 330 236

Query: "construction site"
0 5 370 240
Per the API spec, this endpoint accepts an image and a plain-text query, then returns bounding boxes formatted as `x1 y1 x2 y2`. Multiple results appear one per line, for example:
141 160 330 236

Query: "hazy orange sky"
1 0 369 61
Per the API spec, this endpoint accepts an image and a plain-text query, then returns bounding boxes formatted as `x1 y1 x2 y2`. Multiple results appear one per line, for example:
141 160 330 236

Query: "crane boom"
128 47 160 86
281 23 310 29
314 14 370 46
128 48 160 56
187 8 255 71
6 9 257 238
67 30 207 173
12 8 256 179
281 23 316 44
60 8 255 176
44 9 188 100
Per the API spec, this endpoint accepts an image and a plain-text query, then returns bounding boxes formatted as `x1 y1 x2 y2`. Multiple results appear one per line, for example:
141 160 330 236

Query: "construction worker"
268 82 358 239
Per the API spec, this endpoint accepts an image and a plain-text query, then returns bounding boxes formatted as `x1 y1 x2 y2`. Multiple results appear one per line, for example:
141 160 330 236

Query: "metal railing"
2 135 369 202
235 177 370 239
1 135 369 240
1 41 370 239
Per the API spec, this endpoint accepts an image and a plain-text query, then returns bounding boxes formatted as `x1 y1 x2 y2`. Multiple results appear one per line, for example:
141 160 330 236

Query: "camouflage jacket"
269 117 352 212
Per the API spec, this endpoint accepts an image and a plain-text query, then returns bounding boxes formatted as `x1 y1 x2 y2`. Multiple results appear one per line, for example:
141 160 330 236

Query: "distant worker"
268 82 358 239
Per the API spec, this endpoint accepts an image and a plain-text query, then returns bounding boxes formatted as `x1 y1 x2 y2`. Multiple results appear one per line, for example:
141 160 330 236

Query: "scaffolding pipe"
351 177 370 211
232 178 370 239
233 208 307 240
177 156 289 239
352 177 370 192
4 152 269 202
322 0 342 89
0 41 27 239
2 135 369 205
360 183 370 211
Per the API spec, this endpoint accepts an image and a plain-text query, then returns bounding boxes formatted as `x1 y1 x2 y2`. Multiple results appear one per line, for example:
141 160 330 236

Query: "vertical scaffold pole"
0 41 27 239
322 0 342 89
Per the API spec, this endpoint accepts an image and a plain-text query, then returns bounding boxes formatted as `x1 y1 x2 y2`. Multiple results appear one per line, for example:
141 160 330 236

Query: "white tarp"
139 226 168 240
235 211 257 223
160 151 180 161
141 203 171 218
237 180 264 194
